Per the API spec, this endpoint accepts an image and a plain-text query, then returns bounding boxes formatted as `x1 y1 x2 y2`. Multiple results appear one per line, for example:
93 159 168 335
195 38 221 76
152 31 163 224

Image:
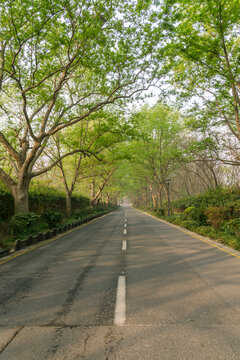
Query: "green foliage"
162 0 240 133
223 219 240 239
152 187 240 252
0 183 90 220
205 206 229 231
41 210 63 228
155 207 165 217
74 206 96 219
9 212 39 237
193 226 217 239
114 103 185 207
0 188 14 220
0 0 162 216
184 206 195 217
173 188 240 211
184 206 207 225
29 185 66 214
178 219 199 231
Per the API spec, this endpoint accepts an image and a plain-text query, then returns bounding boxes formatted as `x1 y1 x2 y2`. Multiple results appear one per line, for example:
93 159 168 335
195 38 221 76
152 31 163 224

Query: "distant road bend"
1 207 240 359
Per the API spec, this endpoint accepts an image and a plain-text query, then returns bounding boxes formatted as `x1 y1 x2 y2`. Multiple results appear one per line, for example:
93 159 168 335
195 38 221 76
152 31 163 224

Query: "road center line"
114 275 126 326
122 240 127 251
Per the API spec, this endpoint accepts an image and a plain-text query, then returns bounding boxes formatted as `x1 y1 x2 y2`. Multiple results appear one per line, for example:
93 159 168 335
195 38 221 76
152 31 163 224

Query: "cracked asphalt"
1 207 240 359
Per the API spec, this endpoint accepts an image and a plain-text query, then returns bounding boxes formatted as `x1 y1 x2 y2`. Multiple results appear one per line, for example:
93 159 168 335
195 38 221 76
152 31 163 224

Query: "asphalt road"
1 207 240 359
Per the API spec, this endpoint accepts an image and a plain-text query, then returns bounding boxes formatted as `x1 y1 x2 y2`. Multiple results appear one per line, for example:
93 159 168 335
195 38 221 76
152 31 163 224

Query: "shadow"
1 207 240 358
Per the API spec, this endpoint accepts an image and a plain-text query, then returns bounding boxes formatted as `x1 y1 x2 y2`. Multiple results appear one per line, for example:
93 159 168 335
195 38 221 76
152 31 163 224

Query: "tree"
115 103 184 208
0 0 162 213
46 110 127 215
161 0 240 163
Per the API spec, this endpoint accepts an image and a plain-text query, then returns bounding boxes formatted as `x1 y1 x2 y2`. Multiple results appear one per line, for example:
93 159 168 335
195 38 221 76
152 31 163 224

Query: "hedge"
172 188 240 211
0 184 90 221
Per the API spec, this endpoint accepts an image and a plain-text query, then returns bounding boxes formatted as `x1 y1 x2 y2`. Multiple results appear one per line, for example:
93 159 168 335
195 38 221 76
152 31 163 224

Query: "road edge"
136 208 240 260
0 209 119 266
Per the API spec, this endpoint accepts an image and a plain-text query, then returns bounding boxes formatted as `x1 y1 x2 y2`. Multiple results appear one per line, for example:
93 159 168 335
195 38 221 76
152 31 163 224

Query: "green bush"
226 200 240 218
193 225 217 239
0 188 14 220
223 219 240 238
167 214 184 225
9 212 39 237
155 207 165 217
74 206 96 219
233 239 240 251
205 206 228 231
41 210 63 228
173 188 240 212
180 219 199 230
222 221 235 236
184 206 195 217
0 181 91 221
184 206 207 225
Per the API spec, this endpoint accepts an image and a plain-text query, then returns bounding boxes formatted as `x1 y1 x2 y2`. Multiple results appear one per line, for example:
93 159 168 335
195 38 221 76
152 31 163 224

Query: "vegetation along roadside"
142 188 240 252
0 184 118 252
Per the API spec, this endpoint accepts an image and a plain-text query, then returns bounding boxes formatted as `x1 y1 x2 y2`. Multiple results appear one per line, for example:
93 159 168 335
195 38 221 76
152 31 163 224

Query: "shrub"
8 212 39 237
228 200 240 218
0 181 91 221
205 206 228 231
41 210 63 228
167 214 184 225
0 189 14 220
223 219 240 238
194 225 217 239
156 207 165 217
184 206 207 225
233 239 240 251
172 188 240 212
74 206 96 219
184 206 195 217
180 219 199 230
222 221 235 236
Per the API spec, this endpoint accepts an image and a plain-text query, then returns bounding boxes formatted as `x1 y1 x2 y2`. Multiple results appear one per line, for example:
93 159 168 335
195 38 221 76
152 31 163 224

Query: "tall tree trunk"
90 168 116 206
12 179 30 214
150 183 157 209
66 191 72 217
90 181 95 198
157 186 163 207
106 192 110 205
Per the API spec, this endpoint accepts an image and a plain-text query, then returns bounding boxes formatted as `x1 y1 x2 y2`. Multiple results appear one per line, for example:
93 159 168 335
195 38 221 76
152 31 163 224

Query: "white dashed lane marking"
122 240 127 251
114 275 126 326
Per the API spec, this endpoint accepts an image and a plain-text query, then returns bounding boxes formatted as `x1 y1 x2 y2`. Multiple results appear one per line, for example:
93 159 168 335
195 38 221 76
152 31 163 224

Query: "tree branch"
0 131 22 168
31 149 99 177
